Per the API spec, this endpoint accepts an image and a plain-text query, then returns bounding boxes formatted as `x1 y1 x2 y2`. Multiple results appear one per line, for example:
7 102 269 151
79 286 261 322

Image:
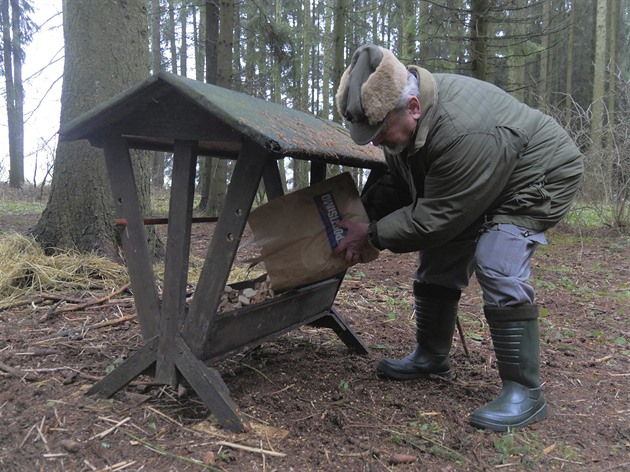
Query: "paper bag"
248 172 378 292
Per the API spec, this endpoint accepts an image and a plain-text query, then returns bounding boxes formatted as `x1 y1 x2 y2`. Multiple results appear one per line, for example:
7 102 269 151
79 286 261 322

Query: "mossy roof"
59 72 385 169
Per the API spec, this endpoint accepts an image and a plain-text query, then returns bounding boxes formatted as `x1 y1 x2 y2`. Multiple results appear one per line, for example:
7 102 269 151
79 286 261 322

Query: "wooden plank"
156 140 197 385
262 159 284 200
310 161 326 184
200 279 340 361
103 133 161 340
175 337 248 433
115 216 217 226
182 139 269 356
309 306 369 354
87 336 158 398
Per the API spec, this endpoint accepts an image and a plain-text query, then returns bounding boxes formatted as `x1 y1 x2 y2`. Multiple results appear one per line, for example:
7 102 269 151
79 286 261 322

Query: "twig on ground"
19 366 102 382
215 440 286 457
120 430 214 468
89 417 131 440
456 316 470 358
42 283 132 319
95 461 137 472
33 314 137 342
41 293 92 304
0 297 43 311
40 300 64 322
15 348 60 356
594 354 614 363
36 416 51 452
0 360 38 381
145 405 184 428
20 422 38 447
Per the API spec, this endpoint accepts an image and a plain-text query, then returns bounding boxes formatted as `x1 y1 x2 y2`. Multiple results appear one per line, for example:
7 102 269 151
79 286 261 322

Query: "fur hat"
336 45 409 145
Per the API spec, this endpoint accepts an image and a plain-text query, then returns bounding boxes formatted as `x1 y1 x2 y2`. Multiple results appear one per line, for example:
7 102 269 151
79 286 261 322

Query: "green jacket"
363 66 584 253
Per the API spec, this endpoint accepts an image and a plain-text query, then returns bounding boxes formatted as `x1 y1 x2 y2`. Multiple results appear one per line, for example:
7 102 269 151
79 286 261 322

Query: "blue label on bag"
314 192 346 249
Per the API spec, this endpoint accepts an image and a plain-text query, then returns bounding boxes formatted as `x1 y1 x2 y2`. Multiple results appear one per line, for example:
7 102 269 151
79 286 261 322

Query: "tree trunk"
606 0 618 138
400 0 415 63
2 0 25 188
167 0 177 72
564 4 575 127
197 0 219 213
32 0 153 258
204 0 233 216
538 1 550 109
180 2 188 75
588 0 608 201
591 0 607 149
150 0 165 189
470 0 488 80
332 0 346 123
194 3 206 81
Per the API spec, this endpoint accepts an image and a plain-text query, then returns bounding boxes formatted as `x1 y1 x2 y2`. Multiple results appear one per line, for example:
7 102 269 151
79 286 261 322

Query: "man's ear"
408 96 422 119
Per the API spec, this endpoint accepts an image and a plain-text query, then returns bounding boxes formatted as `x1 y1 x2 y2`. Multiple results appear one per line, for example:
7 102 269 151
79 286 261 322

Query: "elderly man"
334 44 583 431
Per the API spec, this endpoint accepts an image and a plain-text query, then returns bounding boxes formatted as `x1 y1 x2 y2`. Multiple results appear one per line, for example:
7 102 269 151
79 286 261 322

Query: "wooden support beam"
87 336 159 398
176 338 248 433
156 140 197 385
181 139 270 356
103 134 161 340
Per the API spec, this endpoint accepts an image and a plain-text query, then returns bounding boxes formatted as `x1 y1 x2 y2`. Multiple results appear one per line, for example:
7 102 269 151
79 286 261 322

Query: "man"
334 44 583 432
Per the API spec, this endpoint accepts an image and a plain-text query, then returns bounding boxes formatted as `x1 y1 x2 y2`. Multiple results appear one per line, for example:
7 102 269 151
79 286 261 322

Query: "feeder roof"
59 72 385 169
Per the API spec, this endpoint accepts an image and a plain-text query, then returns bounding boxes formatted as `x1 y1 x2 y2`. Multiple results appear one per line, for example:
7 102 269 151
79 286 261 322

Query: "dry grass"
0 232 267 311
0 232 129 309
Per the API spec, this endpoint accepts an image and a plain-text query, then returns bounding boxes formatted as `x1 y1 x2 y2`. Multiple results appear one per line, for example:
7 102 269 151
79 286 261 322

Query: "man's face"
371 97 421 154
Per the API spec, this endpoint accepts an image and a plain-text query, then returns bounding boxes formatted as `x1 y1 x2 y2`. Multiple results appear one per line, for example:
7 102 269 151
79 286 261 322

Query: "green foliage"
493 433 530 460
338 379 349 394
105 356 126 374
0 188 46 215
395 418 467 466
0 199 45 214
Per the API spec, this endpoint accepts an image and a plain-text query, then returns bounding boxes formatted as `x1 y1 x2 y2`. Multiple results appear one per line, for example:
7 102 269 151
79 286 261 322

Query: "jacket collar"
408 65 437 152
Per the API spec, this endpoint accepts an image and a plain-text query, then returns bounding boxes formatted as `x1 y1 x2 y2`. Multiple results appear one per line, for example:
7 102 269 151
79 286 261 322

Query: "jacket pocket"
503 181 552 216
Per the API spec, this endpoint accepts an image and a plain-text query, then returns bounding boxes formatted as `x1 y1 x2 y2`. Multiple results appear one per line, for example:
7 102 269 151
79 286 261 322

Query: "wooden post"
155 140 198 385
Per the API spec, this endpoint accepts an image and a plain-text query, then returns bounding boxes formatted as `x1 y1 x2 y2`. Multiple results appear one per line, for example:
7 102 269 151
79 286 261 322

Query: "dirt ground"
0 212 628 471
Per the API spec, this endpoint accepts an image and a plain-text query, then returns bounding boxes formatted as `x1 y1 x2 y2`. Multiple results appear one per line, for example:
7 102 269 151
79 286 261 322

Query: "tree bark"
2 0 25 188
32 0 153 258
470 0 488 80
179 2 188 75
332 0 346 123
564 4 575 127
197 0 218 213
587 0 608 201
150 0 165 189
538 1 550 109
204 0 233 215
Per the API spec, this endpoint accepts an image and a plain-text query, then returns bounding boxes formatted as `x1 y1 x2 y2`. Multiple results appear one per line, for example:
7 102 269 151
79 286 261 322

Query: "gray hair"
395 71 420 110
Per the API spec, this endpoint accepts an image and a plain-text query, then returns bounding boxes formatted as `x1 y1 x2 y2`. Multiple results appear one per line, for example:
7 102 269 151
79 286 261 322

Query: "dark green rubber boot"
470 305 549 432
376 282 460 380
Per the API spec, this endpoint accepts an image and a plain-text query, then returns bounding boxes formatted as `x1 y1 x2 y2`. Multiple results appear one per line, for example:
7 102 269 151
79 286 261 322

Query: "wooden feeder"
59 72 386 432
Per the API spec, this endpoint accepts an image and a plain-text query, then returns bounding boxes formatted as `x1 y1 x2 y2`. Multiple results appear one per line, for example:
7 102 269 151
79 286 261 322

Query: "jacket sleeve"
374 128 525 252
360 163 413 222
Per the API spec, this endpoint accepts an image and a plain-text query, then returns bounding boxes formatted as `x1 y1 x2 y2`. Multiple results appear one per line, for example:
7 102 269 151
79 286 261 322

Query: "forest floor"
0 189 629 471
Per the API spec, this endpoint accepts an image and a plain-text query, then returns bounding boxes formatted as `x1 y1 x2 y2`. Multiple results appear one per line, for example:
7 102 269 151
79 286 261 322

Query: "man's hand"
333 220 375 265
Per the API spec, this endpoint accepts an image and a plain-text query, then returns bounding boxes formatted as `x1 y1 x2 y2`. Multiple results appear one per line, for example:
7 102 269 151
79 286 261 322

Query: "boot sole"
469 403 549 432
376 361 453 381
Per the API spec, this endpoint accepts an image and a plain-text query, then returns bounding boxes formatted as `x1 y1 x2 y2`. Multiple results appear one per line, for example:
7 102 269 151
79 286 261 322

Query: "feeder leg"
87 336 159 398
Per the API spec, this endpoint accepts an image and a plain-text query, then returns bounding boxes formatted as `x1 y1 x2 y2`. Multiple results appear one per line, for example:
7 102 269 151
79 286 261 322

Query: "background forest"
1 0 630 250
